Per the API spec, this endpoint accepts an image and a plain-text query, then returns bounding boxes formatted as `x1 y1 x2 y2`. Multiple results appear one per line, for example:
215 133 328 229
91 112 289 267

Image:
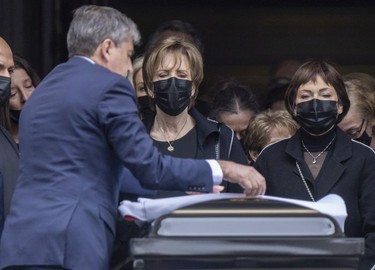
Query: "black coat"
144 108 247 163
254 127 375 270
142 107 248 194
0 126 19 235
119 107 248 198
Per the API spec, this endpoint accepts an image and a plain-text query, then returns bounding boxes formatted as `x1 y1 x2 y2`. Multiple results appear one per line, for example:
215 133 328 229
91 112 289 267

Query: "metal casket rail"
130 197 364 269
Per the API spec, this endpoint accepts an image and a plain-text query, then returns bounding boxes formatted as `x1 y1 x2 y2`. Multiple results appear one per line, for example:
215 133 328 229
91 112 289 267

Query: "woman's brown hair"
284 60 350 123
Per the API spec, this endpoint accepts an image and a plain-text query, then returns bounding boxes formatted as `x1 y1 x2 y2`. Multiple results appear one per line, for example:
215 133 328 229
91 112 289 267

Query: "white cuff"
206 159 223 185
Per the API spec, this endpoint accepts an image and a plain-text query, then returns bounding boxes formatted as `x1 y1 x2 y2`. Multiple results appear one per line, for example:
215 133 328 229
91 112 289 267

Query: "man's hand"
217 160 266 196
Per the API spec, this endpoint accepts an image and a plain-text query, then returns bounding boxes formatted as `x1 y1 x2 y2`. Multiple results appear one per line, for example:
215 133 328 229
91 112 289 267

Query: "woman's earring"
338 103 343 114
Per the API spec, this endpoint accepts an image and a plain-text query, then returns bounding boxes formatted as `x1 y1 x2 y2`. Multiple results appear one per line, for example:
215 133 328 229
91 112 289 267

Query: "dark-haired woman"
254 60 375 270
209 79 260 141
9 55 40 144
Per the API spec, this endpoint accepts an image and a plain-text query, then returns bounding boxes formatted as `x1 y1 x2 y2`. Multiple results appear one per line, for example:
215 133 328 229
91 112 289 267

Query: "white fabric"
118 193 347 232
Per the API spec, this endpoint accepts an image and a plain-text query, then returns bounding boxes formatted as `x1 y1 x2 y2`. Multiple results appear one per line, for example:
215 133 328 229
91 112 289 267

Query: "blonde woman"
244 109 299 162
338 73 375 149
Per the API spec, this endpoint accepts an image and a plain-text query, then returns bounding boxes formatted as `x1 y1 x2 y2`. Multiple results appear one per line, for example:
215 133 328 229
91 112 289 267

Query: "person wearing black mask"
0 38 13 129
129 55 154 120
112 37 249 267
117 37 248 199
253 60 375 270
208 79 260 160
338 73 375 149
0 36 19 236
140 37 248 195
9 55 40 145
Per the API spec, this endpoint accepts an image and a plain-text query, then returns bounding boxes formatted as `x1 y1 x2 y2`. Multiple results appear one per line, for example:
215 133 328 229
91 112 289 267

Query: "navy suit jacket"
0 57 213 269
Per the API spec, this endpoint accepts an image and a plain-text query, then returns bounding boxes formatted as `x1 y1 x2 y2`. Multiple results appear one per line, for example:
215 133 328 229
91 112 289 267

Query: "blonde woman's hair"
343 73 375 120
129 55 144 88
142 36 203 106
244 110 299 153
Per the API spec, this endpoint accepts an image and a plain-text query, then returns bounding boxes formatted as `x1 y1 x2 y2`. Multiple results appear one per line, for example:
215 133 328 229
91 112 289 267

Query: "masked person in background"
0 37 19 236
121 37 248 199
128 55 154 119
9 55 40 145
209 79 260 160
338 73 375 149
244 109 299 164
112 36 250 268
253 60 375 270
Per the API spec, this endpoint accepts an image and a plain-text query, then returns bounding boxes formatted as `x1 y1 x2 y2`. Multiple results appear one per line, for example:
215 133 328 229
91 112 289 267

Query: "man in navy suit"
0 5 265 270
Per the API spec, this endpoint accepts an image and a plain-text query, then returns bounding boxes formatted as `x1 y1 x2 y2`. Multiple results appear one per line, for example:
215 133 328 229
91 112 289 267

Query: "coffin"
130 197 364 270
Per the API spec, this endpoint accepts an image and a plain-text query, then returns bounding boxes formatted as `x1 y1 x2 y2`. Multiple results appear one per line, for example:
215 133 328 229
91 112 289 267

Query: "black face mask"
10 109 22 123
355 131 372 146
296 99 338 136
0 75 11 107
137 96 153 118
153 77 192 116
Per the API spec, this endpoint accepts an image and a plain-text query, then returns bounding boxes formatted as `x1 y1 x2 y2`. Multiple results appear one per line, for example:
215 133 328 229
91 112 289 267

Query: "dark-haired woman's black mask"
0 75 11 107
137 96 154 119
153 77 192 116
295 99 338 135
355 131 372 146
10 109 22 123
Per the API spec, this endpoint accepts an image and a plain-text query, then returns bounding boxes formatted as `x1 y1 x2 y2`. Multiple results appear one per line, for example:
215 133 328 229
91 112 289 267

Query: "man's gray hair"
67 5 141 57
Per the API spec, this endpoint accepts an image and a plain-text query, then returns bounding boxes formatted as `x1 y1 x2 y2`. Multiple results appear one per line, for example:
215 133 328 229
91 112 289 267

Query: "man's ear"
99 39 113 62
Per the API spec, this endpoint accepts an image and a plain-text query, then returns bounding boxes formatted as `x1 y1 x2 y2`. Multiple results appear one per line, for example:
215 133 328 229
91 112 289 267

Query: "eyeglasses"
346 119 366 138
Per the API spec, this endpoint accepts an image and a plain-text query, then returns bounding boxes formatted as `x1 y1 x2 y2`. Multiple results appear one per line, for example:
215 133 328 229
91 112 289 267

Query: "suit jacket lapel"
315 129 352 198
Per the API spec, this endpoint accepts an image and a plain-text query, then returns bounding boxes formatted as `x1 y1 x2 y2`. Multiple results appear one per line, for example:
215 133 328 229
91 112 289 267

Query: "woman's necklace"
156 117 188 152
296 161 315 202
301 134 336 164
